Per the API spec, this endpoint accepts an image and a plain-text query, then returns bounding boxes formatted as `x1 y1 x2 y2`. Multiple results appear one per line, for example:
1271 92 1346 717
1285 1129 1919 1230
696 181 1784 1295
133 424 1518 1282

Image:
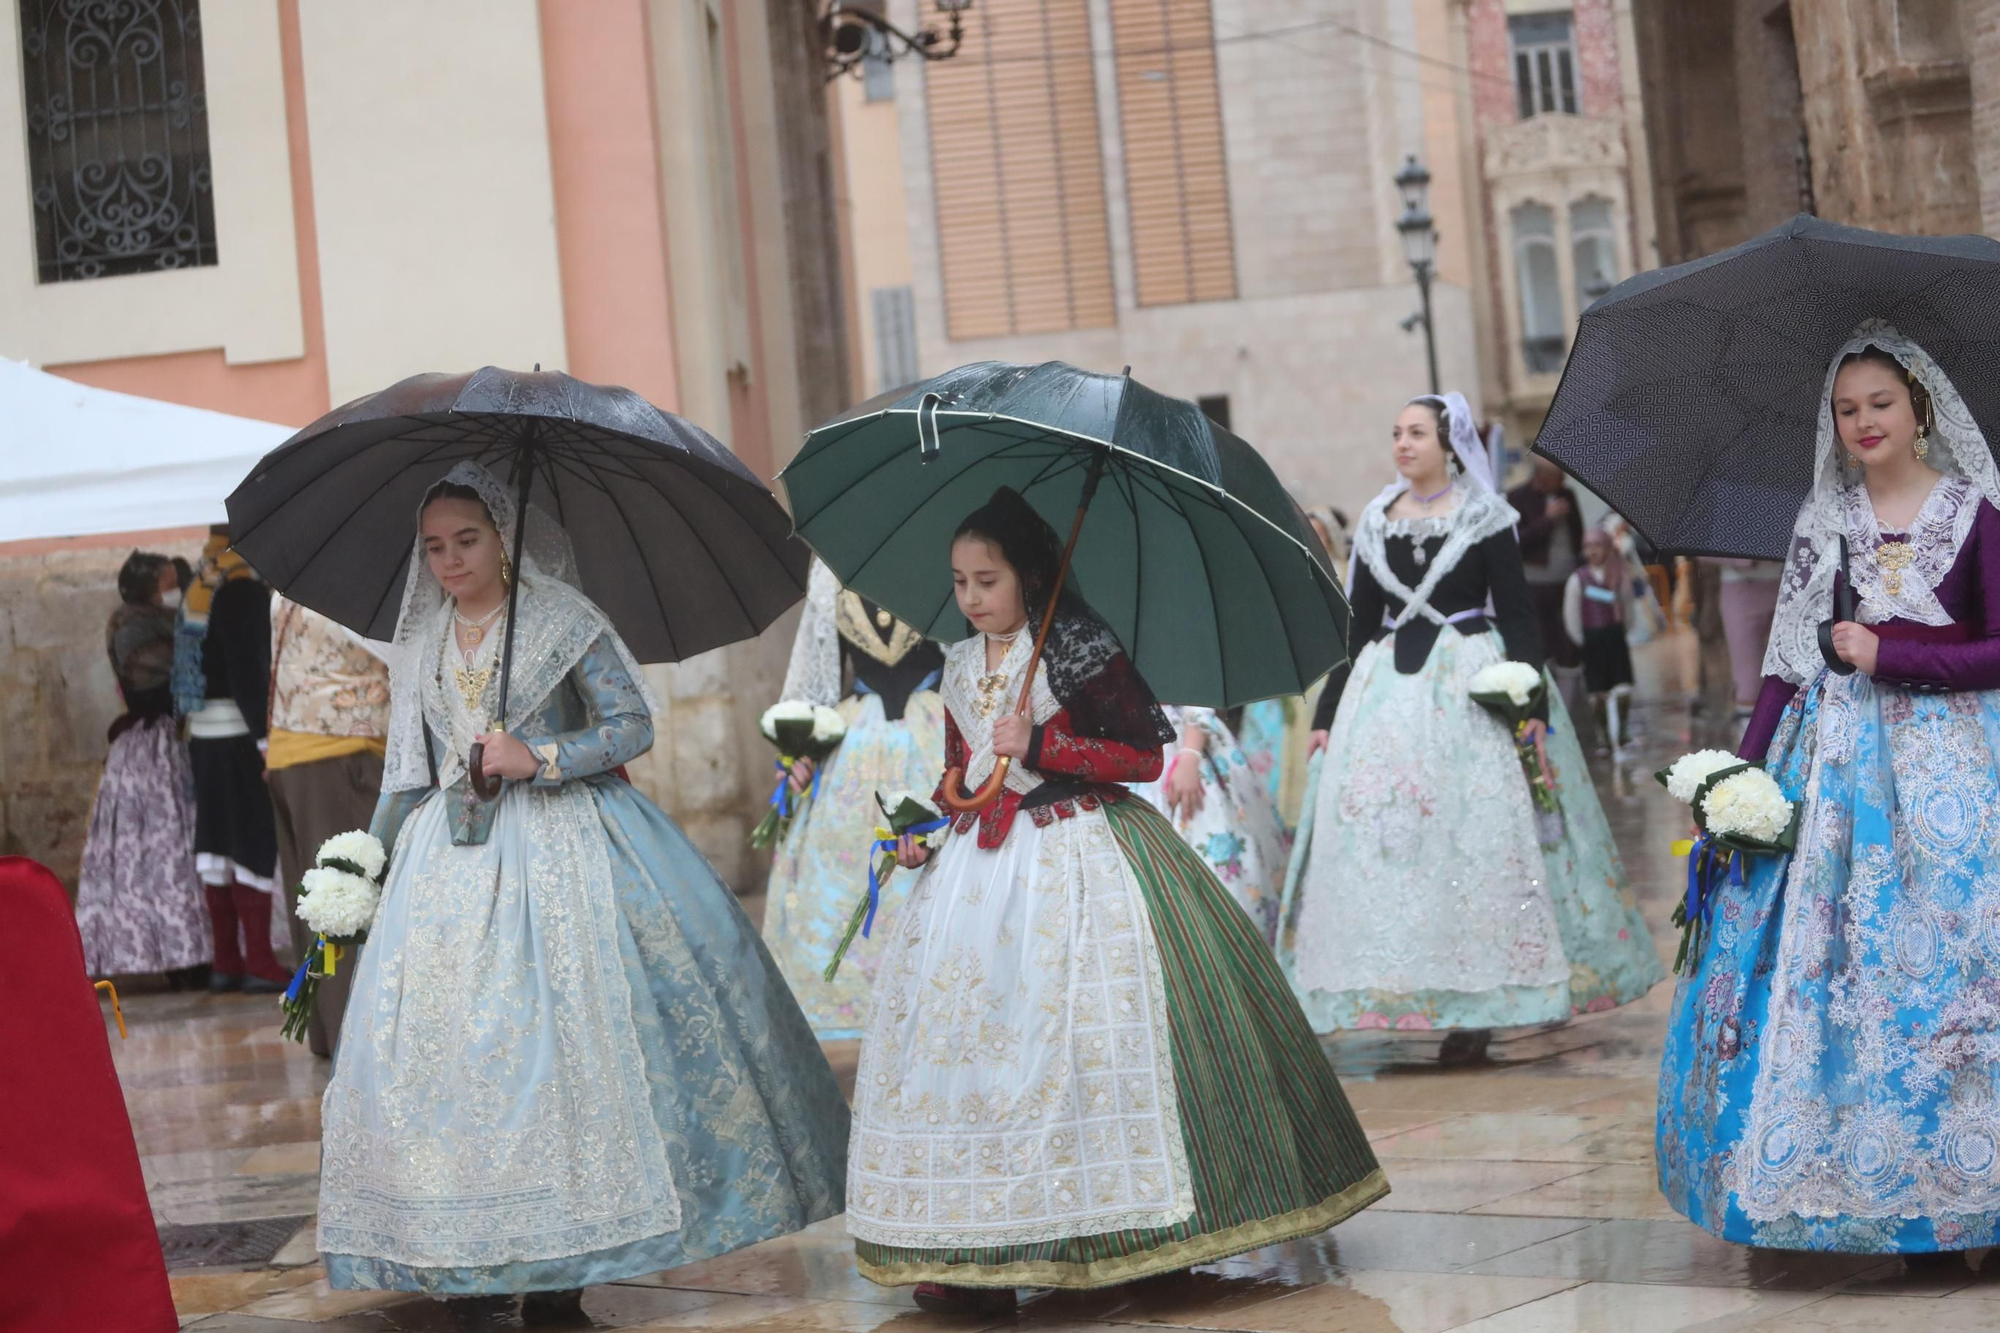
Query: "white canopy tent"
0 358 292 543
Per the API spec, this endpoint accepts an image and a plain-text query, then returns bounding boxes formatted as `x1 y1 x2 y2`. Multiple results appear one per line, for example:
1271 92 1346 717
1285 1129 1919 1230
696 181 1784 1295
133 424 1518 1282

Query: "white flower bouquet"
1654 750 1799 973
749 700 850 850
280 830 388 1043
1467 660 1562 846
823 790 948 982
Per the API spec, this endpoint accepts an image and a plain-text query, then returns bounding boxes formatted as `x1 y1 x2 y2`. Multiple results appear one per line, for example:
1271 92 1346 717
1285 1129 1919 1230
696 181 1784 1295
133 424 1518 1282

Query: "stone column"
1967 0 2000 230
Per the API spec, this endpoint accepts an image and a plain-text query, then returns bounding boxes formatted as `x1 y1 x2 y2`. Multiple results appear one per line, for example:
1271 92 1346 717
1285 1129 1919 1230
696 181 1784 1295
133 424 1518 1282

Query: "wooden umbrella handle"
939 464 1101 815
468 743 503 800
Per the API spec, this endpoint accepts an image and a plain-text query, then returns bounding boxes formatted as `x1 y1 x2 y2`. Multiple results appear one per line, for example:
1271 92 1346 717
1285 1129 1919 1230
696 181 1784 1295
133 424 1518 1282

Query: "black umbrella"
226 367 808 797
1536 214 2000 559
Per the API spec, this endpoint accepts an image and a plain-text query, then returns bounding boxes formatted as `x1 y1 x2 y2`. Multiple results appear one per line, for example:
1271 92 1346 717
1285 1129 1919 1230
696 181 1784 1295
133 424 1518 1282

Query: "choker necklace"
1414 480 1455 505
985 623 1028 643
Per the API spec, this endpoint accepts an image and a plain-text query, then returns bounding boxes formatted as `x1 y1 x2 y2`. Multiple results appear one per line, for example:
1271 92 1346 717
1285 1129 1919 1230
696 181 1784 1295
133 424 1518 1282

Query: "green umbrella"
781 361 1347 723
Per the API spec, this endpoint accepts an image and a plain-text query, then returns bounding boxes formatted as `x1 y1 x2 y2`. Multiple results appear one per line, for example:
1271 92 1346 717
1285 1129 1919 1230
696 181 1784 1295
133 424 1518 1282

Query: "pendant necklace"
454 600 504 650
977 622 1027 713
1410 480 1452 567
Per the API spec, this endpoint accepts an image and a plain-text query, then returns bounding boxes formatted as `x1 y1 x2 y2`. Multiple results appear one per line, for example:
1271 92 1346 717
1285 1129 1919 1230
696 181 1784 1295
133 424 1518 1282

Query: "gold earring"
1914 431 1930 460
500 549 514 589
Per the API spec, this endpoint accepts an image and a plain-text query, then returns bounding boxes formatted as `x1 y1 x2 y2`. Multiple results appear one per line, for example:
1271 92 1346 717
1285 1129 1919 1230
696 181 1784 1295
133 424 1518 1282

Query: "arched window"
1512 203 1565 374
1570 195 1618 306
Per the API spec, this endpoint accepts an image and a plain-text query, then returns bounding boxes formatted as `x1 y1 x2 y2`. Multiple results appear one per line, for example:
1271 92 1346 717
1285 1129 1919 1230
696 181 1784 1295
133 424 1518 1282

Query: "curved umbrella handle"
940 759 1009 814
467 743 503 802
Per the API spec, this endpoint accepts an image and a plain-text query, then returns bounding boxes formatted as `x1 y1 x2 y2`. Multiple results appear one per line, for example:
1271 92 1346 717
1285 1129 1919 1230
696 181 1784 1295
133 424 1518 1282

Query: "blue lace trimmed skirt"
1658 671 2000 1252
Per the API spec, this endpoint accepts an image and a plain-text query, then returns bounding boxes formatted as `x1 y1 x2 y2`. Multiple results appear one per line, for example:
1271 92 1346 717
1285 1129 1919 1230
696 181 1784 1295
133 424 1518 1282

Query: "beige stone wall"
0 543 198 891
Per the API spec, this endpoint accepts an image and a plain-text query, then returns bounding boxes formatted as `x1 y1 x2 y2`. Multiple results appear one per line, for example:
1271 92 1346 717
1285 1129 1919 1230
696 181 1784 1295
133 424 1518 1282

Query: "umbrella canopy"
781 361 1347 707
1536 214 2000 559
225 367 807 665
0 359 290 543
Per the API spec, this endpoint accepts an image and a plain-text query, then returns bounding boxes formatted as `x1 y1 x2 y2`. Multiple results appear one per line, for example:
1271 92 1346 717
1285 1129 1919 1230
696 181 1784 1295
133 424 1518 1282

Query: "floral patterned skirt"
848 794 1385 1289
1282 630 1661 1032
1658 672 2000 1252
761 690 947 1038
74 716 210 976
1128 710 1291 944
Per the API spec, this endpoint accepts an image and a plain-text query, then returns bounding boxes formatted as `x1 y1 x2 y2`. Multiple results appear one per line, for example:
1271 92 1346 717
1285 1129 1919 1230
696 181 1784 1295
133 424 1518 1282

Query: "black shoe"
1438 1029 1492 1065
208 971 244 994
521 1288 587 1324
439 1295 515 1330
242 974 288 996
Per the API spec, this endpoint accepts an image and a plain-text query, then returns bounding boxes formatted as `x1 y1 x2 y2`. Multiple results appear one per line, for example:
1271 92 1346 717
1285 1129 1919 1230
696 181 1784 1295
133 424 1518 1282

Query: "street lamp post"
1394 154 1440 396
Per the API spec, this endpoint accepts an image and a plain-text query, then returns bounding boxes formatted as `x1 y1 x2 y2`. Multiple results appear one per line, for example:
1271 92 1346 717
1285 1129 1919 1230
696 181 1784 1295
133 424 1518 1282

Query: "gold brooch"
1876 540 1915 597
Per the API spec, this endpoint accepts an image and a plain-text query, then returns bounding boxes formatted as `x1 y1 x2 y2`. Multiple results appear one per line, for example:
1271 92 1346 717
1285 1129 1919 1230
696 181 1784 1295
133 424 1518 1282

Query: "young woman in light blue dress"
315 462 849 1319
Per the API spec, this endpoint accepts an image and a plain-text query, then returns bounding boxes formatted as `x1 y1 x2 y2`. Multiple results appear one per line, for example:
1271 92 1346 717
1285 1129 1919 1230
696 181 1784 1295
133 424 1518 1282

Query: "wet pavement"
122 631 2000 1329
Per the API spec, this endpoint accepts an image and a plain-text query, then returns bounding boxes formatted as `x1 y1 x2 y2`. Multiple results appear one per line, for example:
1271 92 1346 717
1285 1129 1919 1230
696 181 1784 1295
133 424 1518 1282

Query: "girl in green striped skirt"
849 488 1387 1317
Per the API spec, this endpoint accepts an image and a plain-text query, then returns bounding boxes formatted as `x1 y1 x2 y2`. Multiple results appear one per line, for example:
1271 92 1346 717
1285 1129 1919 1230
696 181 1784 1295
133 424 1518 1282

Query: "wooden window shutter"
1110 0 1236 306
926 0 1116 339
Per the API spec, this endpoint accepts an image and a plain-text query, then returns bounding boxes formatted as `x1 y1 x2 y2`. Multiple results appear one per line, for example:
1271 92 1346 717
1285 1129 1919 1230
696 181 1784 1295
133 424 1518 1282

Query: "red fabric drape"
0 857 176 1333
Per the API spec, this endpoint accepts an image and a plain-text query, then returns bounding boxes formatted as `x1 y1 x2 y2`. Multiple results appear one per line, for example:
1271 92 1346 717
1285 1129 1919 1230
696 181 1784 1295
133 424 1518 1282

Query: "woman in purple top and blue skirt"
1658 321 2000 1253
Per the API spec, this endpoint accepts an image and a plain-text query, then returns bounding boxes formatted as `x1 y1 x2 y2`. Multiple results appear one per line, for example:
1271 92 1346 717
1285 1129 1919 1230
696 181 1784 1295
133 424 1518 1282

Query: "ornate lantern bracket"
821 1 972 82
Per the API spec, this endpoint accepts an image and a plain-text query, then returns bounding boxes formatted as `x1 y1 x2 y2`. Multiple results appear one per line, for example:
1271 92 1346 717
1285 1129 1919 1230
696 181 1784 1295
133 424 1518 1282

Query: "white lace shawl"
1351 485 1518 629
1763 321 2000 686
383 460 658 792
778 558 843 707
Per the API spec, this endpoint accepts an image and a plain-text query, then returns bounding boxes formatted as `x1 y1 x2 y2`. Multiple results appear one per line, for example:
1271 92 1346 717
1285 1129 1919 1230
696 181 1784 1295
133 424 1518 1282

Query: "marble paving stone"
239 1140 323 1176
1338 1073 1653 1117
1466 1164 1683 1221
664 1298 1013 1331
1366 1113 1648 1165
1353 1109 1455 1142
269 1216 323 1268
1738 1294 2000 1331
169 1267 321 1318
183 1318 395 1332
1447 1281 1830 1332
150 1171 323 1225
144 1146 261 1187
1209 1211 1595 1279
1364 1158 1592 1213
612 1290 820 1329
1459 1219 1893 1290
235 1277 422 1320
1141 1271 1581 1332
621 1223 910 1307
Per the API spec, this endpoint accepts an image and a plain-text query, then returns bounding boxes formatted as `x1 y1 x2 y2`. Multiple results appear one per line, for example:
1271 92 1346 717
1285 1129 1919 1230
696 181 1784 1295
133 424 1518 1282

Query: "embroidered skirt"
847 793 1385 1289
1658 672 2000 1251
1283 629 1662 1032
74 716 210 976
319 777 849 1293
761 689 947 1038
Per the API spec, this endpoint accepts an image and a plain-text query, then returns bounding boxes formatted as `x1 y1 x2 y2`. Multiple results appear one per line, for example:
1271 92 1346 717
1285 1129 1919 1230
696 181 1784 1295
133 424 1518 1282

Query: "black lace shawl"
956 487 1176 753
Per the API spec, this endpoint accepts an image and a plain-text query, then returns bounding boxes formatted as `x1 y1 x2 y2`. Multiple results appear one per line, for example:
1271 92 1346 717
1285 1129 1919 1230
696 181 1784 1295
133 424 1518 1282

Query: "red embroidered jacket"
932 705 1164 848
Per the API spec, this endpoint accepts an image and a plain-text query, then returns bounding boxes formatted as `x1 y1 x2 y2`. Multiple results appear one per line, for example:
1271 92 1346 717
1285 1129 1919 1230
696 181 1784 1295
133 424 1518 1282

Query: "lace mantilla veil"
778 558 843 707
1762 320 2000 686
382 460 659 793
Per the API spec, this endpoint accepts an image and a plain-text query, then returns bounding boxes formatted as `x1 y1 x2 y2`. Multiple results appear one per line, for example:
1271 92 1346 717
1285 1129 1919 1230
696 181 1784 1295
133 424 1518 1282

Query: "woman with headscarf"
1658 323 2000 1255
1287 393 1661 1061
315 462 848 1320
73 552 211 987
759 558 946 1038
847 487 1385 1317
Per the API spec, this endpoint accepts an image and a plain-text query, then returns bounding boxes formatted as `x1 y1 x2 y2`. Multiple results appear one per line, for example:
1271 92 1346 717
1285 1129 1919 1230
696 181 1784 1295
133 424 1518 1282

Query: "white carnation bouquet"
280 830 388 1043
749 701 850 850
1654 750 1799 973
1467 660 1562 847
823 790 948 981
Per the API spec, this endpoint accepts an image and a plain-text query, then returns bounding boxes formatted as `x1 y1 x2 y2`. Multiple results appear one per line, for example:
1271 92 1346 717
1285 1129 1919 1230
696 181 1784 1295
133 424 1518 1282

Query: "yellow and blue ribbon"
865 817 949 937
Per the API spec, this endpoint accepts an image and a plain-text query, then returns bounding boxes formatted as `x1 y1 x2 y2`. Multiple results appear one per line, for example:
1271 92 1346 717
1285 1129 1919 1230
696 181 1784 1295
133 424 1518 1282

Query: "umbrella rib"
1158 473 1229 703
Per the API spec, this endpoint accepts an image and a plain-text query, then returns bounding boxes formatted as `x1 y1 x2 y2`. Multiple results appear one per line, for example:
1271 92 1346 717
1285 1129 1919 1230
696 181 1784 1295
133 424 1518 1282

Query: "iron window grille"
19 0 219 284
